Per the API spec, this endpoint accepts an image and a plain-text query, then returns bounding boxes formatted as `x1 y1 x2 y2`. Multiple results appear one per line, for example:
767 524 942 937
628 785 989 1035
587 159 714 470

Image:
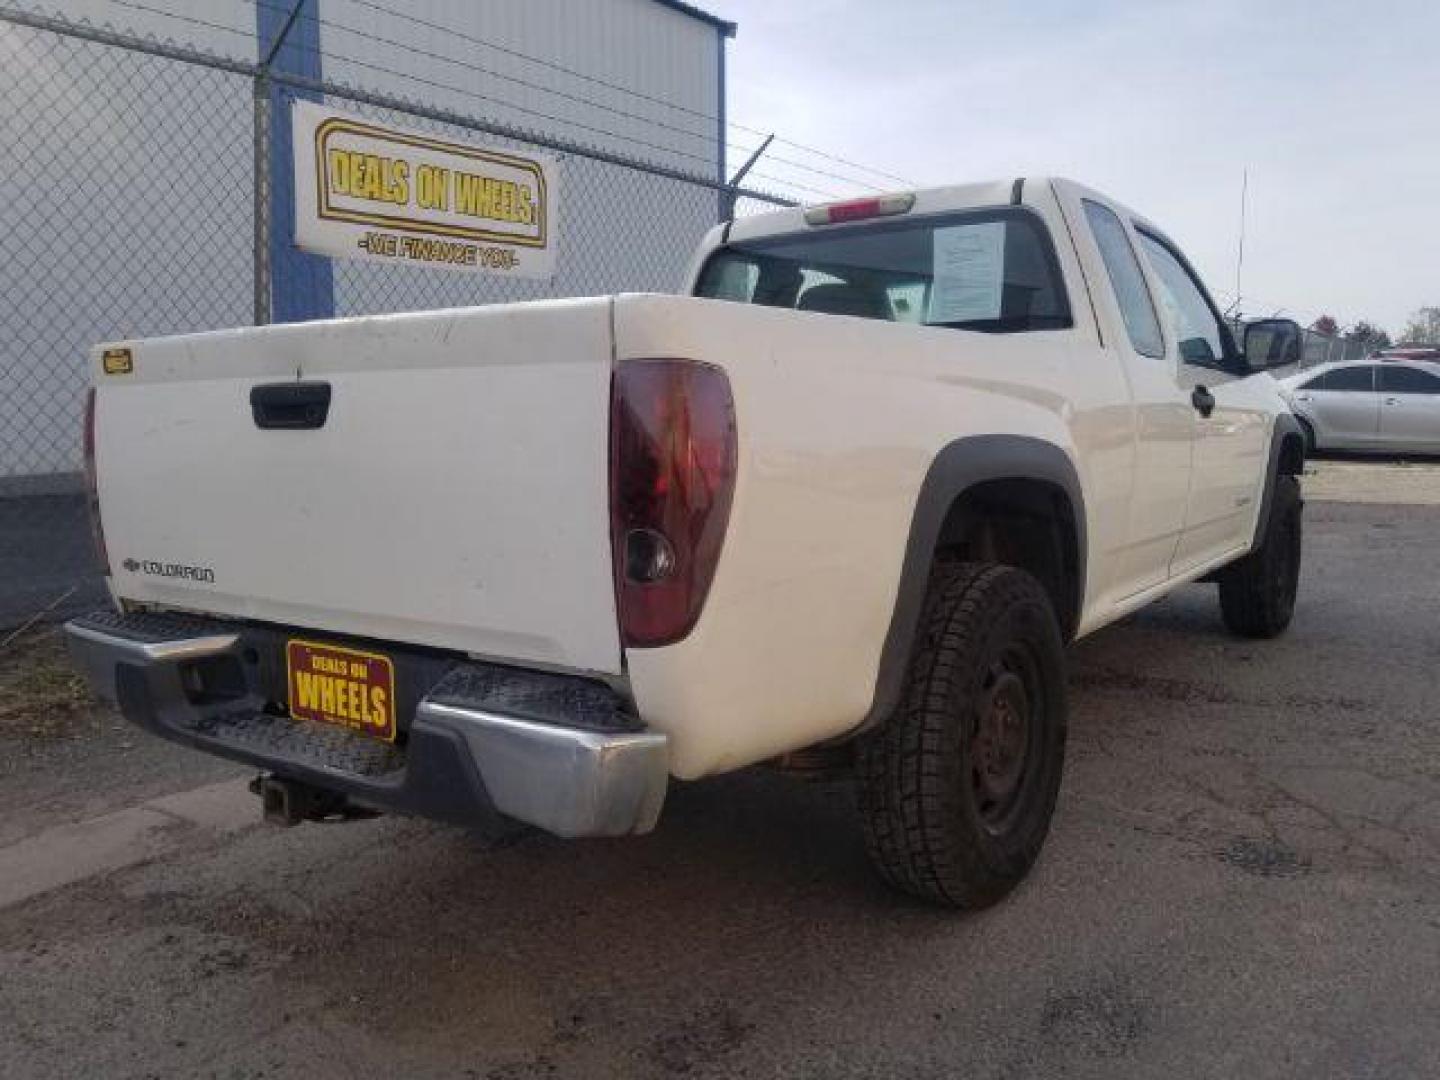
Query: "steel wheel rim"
970 643 1042 834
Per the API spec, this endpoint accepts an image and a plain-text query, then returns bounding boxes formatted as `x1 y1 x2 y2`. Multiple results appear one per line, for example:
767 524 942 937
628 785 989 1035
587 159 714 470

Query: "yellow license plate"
286 639 396 741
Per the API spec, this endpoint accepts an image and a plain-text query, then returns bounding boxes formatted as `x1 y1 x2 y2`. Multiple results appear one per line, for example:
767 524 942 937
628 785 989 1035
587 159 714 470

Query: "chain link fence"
1226 318 1374 379
1301 328 1370 368
0 6 1384 634
0 5 789 632
1 15 260 631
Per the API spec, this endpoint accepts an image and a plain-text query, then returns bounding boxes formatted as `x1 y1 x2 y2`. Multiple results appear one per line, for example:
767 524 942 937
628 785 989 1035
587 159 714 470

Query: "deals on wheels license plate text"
286 639 396 741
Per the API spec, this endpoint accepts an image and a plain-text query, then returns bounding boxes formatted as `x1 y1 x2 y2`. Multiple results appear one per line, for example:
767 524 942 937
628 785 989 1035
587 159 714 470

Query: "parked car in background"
1280 360 1440 453
1374 345 1440 363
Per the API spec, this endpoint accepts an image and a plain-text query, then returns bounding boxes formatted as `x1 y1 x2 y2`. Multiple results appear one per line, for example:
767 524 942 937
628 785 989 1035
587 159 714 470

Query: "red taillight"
83 387 110 575
609 360 737 648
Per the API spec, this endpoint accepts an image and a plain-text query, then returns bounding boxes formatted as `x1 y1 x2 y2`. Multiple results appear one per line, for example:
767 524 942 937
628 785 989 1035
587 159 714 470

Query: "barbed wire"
99 0 846 200
1212 287 1329 331
333 0 918 187
240 0 888 194
92 0 884 197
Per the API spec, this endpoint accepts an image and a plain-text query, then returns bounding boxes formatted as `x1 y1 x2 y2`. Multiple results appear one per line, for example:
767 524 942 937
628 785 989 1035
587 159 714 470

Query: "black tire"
1296 417 1317 455
857 562 1067 909
1217 474 1302 638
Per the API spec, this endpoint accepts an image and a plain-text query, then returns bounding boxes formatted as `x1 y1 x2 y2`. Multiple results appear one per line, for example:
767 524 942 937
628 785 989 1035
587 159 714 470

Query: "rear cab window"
694 208 1072 334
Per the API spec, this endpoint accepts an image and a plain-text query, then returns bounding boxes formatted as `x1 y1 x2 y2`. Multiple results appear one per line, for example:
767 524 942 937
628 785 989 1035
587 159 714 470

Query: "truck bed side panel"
614 293 1129 778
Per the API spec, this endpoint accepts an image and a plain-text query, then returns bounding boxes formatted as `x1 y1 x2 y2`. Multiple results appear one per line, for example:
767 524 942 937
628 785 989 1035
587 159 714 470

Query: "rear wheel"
1217 474 1302 638
857 562 1067 909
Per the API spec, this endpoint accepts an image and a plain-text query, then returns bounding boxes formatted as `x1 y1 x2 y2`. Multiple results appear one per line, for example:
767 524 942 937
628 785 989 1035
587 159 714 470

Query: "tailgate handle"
250 382 331 430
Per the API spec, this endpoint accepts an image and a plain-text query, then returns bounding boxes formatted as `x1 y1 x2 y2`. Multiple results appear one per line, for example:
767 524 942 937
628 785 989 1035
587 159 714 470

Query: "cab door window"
1134 231 1229 370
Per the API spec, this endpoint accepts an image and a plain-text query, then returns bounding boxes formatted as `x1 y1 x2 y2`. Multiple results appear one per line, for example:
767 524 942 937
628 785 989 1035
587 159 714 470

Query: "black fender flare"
1250 413 1305 552
861 435 1087 733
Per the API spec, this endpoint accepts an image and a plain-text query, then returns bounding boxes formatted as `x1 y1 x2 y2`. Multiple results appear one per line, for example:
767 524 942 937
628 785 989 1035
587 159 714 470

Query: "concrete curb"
0 778 255 908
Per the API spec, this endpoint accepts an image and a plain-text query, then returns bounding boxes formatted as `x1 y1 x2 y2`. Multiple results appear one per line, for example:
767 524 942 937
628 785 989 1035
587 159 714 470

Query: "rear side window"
1326 366 1376 392
1082 200 1164 358
1378 365 1440 394
694 208 1072 334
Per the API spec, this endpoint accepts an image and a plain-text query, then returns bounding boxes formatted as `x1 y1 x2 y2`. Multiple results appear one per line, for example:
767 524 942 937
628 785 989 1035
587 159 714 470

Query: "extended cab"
68 178 1306 908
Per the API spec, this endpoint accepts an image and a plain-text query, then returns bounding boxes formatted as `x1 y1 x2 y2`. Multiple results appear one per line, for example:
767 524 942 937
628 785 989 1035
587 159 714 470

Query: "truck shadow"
147 591 1262 1049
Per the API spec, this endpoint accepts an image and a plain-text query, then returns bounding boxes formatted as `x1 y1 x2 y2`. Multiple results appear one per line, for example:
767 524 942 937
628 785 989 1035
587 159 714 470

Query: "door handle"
250 381 332 429
1384 397 1400 405
1190 384 1215 418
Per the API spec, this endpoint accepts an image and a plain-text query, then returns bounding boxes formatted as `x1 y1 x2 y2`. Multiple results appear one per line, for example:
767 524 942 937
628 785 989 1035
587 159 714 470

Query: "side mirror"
1242 318 1303 371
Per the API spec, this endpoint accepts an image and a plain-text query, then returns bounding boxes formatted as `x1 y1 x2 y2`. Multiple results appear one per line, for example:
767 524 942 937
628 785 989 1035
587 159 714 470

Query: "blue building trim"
257 0 334 323
650 0 736 37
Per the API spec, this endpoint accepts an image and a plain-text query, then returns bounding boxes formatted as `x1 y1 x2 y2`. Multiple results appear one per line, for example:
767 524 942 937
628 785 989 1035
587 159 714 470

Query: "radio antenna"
1233 168 1248 317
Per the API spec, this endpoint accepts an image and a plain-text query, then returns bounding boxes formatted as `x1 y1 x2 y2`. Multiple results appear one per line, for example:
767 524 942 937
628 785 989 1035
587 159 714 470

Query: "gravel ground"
1 466 1437 1079
0 627 240 848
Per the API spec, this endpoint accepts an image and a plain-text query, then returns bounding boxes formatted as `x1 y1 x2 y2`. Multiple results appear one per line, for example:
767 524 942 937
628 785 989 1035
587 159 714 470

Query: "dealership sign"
292 101 558 278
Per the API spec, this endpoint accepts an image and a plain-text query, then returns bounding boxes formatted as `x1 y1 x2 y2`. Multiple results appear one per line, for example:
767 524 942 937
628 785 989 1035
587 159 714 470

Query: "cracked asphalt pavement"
2 462 1438 1078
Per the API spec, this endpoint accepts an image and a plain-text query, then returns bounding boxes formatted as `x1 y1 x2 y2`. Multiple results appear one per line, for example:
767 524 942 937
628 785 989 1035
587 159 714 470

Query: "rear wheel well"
933 479 1081 638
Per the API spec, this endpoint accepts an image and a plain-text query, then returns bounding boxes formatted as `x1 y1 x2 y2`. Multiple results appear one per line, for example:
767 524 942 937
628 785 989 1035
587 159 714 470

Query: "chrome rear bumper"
66 610 668 838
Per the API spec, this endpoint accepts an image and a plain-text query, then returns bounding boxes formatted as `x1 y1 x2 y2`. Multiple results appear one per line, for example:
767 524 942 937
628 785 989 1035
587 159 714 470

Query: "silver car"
1279 360 1440 454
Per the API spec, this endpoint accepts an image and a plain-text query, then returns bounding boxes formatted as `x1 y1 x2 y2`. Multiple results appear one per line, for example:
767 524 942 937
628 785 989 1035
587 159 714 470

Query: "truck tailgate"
93 298 621 674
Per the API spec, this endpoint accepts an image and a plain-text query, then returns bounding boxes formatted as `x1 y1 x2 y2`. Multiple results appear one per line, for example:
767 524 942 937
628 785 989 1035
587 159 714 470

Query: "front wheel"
1296 416 1317 455
857 562 1067 909
1217 473 1302 638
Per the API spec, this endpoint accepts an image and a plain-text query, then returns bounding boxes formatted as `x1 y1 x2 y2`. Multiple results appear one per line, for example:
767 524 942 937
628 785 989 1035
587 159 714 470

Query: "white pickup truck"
68 178 1306 908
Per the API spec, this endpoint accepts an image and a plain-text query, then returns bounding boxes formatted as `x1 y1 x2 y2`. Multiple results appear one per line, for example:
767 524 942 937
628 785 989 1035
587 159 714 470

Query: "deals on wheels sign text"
292 101 558 278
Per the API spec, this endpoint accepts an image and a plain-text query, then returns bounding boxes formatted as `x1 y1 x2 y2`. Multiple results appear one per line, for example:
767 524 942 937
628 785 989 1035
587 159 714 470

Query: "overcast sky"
711 0 1439 336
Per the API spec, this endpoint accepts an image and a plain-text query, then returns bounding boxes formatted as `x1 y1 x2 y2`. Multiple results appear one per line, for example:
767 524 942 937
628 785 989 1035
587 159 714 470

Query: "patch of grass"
0 626 102 740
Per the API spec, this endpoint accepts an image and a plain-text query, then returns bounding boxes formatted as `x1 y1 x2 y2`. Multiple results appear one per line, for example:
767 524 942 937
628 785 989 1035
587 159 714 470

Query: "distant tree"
1311 315 1340 337
1401 307 1440 345
1346 321 1392 353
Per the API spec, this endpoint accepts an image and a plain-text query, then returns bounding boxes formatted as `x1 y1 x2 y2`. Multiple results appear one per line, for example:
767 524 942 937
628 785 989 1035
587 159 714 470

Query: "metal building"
0 0 734 483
